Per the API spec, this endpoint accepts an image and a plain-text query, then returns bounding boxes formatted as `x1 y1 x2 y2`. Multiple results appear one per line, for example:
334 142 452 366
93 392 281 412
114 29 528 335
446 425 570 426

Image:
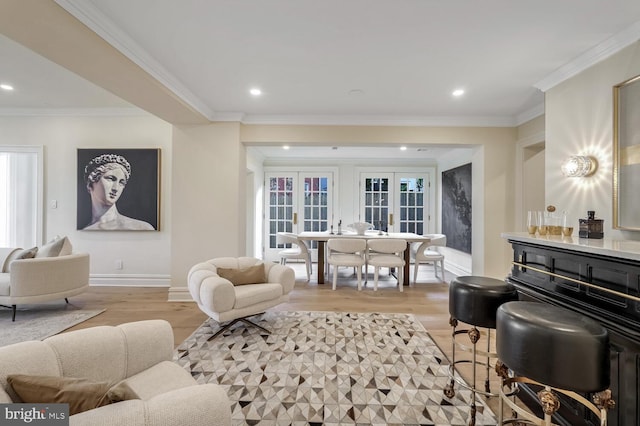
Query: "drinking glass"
537 211 548 235
527 211 538 234
562 211 573 236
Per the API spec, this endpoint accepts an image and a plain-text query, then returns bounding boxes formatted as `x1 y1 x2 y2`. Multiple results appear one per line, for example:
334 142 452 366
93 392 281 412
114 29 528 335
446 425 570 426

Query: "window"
0 147 43 248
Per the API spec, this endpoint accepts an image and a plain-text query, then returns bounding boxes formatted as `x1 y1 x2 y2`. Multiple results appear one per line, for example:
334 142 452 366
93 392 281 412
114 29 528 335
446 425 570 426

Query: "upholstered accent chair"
188 257 295 337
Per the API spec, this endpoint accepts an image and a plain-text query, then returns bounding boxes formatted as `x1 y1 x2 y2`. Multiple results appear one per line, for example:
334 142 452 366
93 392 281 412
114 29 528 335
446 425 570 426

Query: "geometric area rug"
174 311 497 425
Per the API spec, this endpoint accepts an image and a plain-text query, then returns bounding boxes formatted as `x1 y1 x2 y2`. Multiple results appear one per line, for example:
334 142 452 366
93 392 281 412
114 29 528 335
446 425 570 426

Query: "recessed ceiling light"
249 88 262 96
0 84 14 91
400 146 407 151
452 89 465 97
282 145 290 150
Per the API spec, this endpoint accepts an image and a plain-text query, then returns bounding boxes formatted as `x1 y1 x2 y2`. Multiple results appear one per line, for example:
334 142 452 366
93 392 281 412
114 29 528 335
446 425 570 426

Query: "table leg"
404 243 411 286
318 240 325 284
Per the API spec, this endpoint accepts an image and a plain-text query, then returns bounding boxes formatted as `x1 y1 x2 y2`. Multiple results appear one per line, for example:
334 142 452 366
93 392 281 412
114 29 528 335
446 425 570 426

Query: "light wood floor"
65 262 517 419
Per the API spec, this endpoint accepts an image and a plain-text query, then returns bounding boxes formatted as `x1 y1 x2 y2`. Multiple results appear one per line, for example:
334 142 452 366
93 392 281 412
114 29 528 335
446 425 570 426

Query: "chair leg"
65 298 69 304
399 267 403 292
210 314 270 339
413 262 419 285
356 265 362 291
440 260 446 281
11 304 16 322
374 267 379 291
332 265 338 290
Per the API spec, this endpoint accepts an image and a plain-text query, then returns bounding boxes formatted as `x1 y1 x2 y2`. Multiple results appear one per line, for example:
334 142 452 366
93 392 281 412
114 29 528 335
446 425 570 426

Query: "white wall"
0 114 173 286
546 41 640 239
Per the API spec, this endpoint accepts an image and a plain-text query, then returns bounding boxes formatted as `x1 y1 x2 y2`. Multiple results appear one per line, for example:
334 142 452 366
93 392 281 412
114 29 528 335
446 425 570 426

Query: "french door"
359 172 431 234
264 171 333 261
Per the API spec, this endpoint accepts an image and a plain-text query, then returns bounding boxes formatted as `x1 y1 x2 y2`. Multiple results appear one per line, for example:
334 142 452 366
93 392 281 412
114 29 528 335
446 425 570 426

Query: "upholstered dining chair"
327 238 367 291
366 239 407 292
412 233 447 284
276 232 312 281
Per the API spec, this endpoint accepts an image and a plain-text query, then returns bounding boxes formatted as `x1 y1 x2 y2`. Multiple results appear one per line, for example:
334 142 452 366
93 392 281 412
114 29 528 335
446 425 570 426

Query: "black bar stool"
445 275 519 424
495 301 615 425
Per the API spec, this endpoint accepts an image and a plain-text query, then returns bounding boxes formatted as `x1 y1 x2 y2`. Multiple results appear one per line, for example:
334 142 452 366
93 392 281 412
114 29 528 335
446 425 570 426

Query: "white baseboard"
443 260 471 278
89 274 171 287
168 286 194 302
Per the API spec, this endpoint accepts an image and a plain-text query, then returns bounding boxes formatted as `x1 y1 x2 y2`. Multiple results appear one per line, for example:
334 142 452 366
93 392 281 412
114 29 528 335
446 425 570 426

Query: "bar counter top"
501 231 640 262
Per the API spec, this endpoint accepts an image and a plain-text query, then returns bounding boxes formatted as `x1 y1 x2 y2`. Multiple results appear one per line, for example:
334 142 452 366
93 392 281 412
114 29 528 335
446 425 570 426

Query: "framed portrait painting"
442 163 472 254
77 148 160 231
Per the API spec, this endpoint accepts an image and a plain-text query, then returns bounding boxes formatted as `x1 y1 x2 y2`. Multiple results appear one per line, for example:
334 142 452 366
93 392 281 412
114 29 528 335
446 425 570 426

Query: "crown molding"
515 103 545 126
211 112 246 122
238 114 517 127
55 0 215 120
535 20 640 92
0 107 149 117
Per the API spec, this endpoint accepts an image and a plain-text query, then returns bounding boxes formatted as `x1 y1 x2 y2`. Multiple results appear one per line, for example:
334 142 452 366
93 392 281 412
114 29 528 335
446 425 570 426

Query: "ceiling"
1 1 640 159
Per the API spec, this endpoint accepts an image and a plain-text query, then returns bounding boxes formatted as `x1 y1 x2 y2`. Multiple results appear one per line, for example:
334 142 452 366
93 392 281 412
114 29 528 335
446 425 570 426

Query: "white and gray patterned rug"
174 311 496 425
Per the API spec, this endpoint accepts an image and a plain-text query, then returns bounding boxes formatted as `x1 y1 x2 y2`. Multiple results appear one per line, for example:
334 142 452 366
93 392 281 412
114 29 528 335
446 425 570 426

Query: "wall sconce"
561 155 597 177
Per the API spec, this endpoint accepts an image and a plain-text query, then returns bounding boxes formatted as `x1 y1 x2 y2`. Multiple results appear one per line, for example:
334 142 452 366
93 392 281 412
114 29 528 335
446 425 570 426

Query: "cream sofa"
0 247 90 321
188 257 295 337
0 320 231 426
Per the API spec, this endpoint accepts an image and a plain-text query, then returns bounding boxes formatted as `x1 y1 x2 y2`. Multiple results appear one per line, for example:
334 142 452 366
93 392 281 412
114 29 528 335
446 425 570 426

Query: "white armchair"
188 257 295 338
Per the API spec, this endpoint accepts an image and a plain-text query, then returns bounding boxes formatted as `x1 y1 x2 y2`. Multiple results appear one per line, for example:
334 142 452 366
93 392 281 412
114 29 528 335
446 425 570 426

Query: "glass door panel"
398 176 426 234
264 171 332 261
360 172 430 235
360 173 393 231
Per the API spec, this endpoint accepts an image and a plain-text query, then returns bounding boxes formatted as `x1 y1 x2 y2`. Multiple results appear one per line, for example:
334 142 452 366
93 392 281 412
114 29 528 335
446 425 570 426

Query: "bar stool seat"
445 276 518 424
496 301 614 425
450 276 519 329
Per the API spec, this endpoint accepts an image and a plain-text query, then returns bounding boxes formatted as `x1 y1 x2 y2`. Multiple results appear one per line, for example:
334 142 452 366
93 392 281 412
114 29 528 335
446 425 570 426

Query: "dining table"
297 231 430 286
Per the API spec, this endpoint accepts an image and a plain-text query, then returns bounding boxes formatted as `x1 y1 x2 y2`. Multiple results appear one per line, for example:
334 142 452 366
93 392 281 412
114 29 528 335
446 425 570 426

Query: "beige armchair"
188 257 295 338
0 320 231 426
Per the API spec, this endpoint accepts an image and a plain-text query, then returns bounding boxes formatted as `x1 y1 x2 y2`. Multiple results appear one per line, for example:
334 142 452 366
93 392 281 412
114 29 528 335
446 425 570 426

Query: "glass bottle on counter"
578 210 603 239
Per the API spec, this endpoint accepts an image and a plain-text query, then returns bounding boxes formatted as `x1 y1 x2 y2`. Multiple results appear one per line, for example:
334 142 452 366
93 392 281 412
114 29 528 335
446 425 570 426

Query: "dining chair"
366 239 407 292
412 233 447 284
276 232 312 281
327 238 367 291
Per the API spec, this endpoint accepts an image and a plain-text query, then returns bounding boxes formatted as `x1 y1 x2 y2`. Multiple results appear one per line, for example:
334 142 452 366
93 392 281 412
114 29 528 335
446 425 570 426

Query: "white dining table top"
297 230 430 243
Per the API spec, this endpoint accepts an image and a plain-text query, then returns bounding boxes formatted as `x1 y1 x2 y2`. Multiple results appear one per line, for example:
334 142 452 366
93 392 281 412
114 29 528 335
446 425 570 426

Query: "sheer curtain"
0 147 42 248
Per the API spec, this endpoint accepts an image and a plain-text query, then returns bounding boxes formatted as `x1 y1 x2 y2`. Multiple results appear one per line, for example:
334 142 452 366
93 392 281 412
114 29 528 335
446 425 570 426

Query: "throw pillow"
217 263 266 285
35 236 72 258
7 374 112 416
106 380 140 403
5 247 38 273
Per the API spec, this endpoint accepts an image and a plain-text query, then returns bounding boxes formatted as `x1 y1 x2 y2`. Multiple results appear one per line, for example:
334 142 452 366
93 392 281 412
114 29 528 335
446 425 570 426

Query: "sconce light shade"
561 155 597 177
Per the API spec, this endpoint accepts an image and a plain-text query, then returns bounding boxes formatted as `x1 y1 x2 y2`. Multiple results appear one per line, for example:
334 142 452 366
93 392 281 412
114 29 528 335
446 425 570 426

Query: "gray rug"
174 311 496 425
0 301 105 347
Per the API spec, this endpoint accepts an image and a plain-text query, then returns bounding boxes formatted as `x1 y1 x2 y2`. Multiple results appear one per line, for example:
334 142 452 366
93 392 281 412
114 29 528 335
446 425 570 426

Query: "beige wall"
170 122 246 300
546 41 640 239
